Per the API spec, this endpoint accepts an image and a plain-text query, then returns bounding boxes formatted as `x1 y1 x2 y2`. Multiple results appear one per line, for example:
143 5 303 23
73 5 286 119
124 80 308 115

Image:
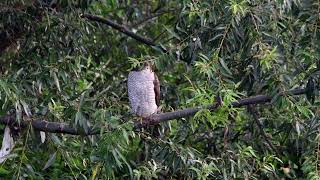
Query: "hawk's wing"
153 73 160 106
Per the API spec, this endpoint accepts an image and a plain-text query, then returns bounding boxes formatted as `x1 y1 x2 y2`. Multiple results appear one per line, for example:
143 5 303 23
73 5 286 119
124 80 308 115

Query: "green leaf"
0 167 10 176
164 26 181 40
52 70 61 92
42 152 57 170
219 58 232 76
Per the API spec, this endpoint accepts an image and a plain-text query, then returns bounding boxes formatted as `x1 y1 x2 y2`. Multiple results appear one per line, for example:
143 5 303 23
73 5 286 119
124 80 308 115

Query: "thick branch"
80 13 167 53
135 88 306 128
0 114 97 135
0 88 307 135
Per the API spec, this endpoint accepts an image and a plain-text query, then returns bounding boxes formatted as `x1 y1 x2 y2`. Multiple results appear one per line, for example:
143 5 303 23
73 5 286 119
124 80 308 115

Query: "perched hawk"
128 62 160 117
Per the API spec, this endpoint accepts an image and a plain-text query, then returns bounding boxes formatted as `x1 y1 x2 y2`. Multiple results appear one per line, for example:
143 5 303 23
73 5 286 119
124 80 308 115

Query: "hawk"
128 61 160 117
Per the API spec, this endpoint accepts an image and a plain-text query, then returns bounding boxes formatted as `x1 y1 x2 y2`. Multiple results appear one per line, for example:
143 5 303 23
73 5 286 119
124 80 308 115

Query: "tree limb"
136 88 306 128
80 13 168 53
0 88 307 135
0 114 96 135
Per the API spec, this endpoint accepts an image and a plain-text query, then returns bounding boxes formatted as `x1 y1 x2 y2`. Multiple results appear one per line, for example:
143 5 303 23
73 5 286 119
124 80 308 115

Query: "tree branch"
0 88 307 135
0 114 97 135
135 88 306 128
80 13 167 53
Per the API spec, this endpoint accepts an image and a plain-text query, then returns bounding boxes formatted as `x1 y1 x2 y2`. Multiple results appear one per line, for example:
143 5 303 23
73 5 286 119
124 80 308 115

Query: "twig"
0 88 307 135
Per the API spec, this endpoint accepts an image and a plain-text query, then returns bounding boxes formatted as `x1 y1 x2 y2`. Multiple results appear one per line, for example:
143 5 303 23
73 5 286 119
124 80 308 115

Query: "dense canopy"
0 0 319 179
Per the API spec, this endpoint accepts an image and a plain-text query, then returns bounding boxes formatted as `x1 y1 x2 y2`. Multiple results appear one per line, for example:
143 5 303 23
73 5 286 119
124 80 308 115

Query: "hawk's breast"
128 69 158 117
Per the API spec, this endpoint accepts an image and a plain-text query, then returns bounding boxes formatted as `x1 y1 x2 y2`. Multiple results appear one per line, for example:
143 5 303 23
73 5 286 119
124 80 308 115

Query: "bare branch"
0 114 98 135
136 88 307 128
80 13 168 53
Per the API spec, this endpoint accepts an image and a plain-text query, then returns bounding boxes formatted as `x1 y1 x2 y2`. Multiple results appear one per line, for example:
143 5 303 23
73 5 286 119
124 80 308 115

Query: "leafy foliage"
0 0 319 179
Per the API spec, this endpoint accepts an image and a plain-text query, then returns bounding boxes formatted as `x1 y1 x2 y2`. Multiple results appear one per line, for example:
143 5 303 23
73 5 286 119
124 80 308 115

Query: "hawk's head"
142 61 153 71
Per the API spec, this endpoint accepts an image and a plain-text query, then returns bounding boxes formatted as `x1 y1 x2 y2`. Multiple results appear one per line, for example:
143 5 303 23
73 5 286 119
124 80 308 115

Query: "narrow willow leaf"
219 58 232 76
91 163 101 180
50 134 62 146
122 129 129 145
208 34 224 42
20 100 32 117
52 71 61 92
40 131 46 143
79 92 86 109
0 167 10 175
15 101 22 123
295 121 301 136
164 26 181 40
112 149 123 168
42 152 56 170
75 111 83 126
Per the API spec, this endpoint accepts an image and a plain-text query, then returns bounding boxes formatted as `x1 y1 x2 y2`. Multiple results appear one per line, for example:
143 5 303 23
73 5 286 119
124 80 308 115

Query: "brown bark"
0 88 307 135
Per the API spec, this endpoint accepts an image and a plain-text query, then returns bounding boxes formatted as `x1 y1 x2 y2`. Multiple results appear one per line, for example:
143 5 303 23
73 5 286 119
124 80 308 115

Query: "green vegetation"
0 0 319 179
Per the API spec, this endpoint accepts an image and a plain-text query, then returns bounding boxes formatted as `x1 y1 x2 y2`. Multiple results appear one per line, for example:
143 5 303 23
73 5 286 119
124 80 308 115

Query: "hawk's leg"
156 106 162 114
